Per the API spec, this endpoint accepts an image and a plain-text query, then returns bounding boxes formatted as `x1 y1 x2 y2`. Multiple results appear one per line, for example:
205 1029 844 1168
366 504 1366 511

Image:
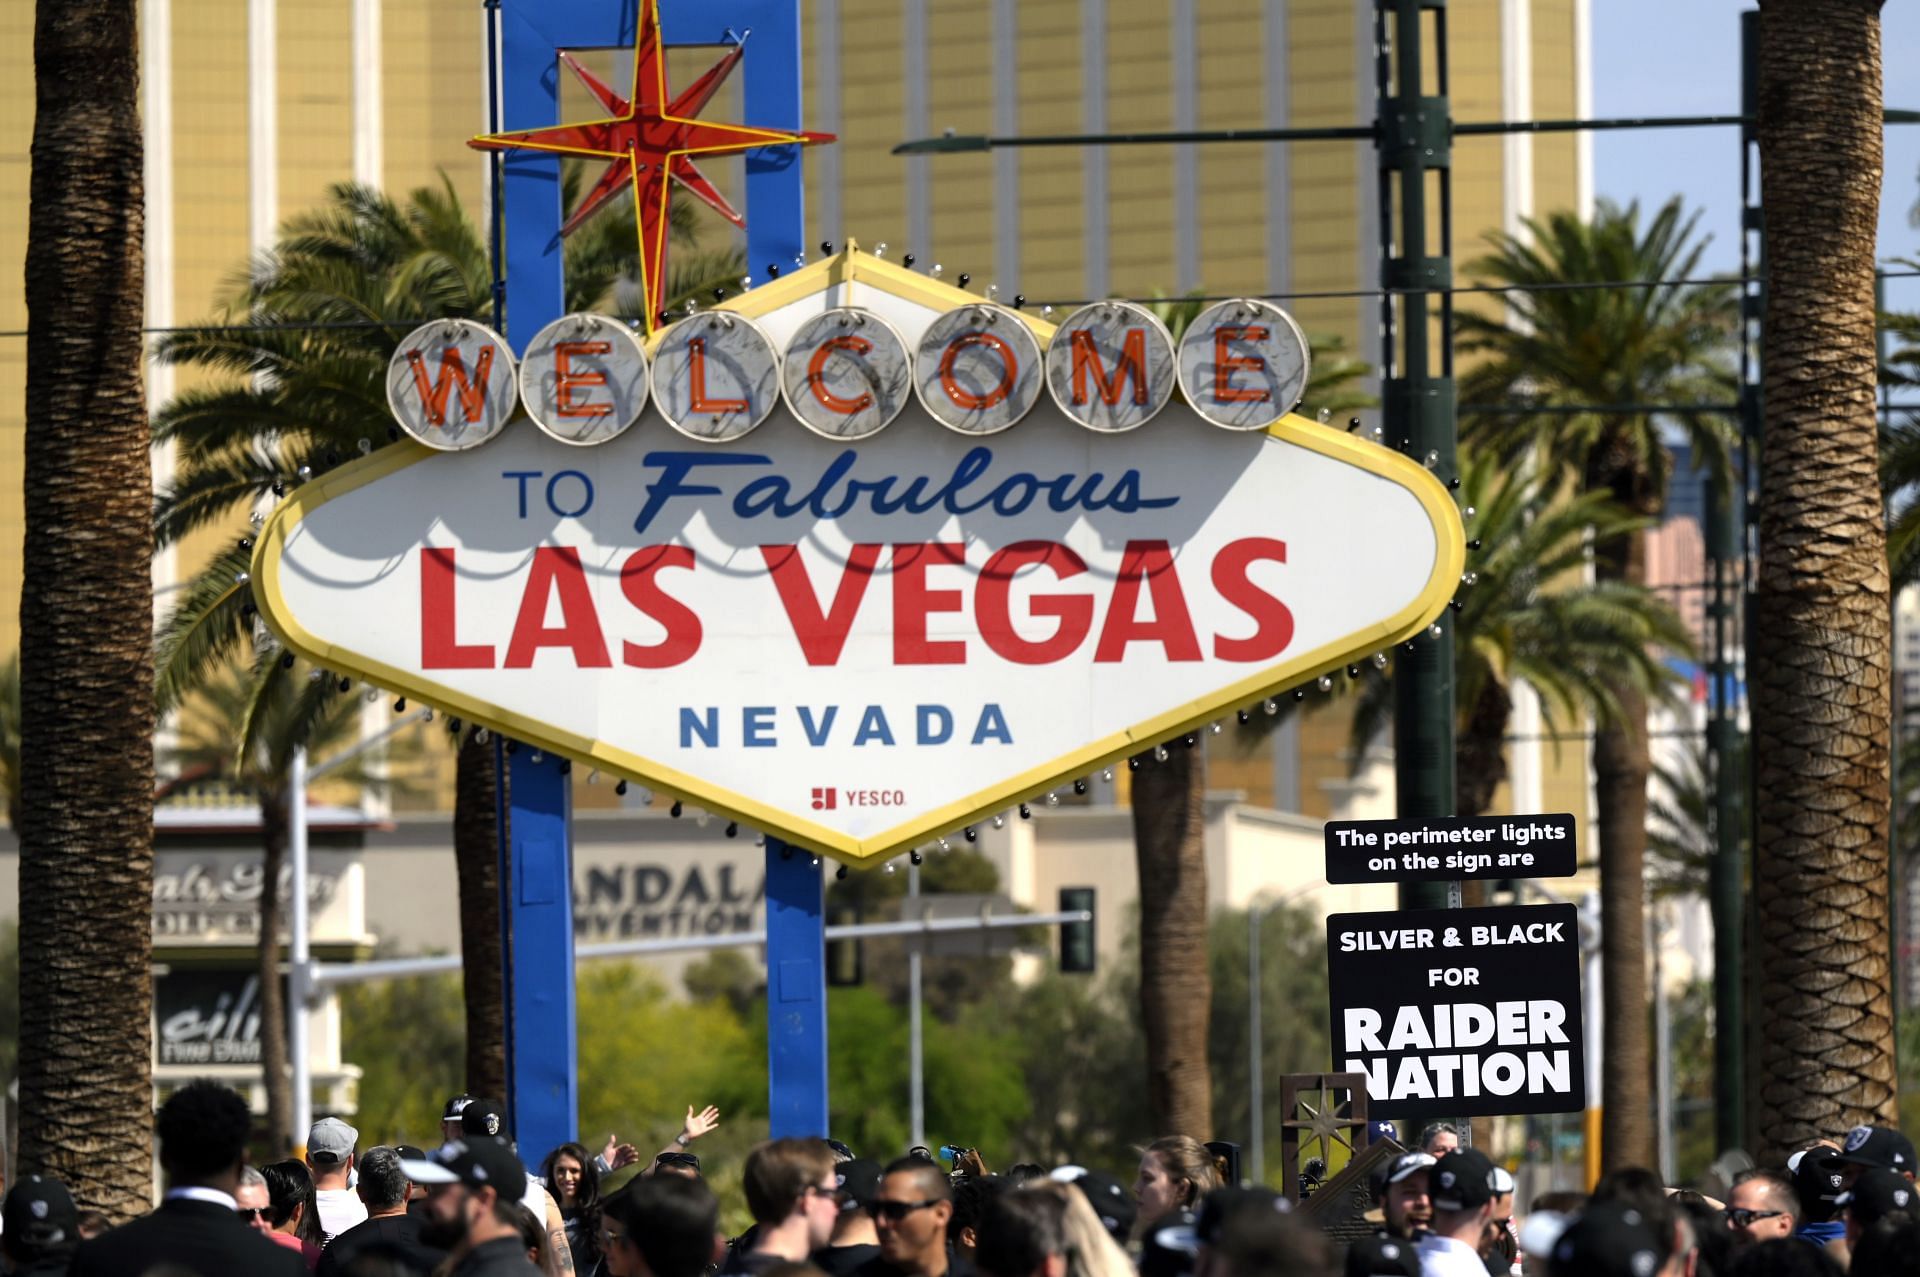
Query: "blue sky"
1591 1 1920 312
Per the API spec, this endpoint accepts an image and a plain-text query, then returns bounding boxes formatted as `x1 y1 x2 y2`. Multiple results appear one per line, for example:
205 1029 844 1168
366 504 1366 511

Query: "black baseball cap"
1794 1153 1850 1223
1826 1125 1917 1174
441 1094 477 1122
459 1099 509 1141
1139 1210 1199 1277
1058 1168 1137 1246
1194 1186 1289 1247
1549 1203 1666 1277
835 1158 881 1212
1837 1168 1918 1228
1345 1234 1422 1277
1430 1149 1498 1212
2 1175 76 1248
400 1135 526 1193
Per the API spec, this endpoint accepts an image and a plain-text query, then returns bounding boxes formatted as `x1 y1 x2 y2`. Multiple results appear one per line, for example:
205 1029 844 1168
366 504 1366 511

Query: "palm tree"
1128 295 1372 1138
0 653 20 832
151 177 739 1103
17 0 156 1218
1343 451 1693 822
1457 198 1736 1170
1647 731 1748 902
160 654 397 1151
1750 0 1896 1159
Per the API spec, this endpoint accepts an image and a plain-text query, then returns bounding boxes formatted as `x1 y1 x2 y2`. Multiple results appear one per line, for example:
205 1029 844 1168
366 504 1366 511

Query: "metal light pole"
288 747 312 1148
908 858 925 1150
1248 902 1264 1182
1378 0 1459 913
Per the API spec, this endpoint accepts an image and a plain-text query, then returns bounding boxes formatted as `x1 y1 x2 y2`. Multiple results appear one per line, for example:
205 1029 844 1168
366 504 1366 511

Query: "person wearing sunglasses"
654 1153 703 1182
858 1158 956 1277
1724 1170 1798 1249
720 1139 842 1275
234 1167 274 1237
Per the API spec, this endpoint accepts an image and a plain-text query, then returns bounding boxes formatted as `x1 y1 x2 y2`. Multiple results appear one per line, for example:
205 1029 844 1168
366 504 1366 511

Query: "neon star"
470 0 833 334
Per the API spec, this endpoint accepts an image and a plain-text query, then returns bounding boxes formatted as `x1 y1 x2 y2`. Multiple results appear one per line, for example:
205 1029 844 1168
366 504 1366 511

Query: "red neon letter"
977 541 1093 665
687 337 749 413
1212 326 1271 404
939 332 1018 410
893 542 968 665
807 335 875 415
1212 537 1295 661
762 543 884 666
619 545 701 668
554 340 612 419
1070 328 1150 406
1094 540 1203 663
420 548 495 669
405 345 497 426
503 547 611 668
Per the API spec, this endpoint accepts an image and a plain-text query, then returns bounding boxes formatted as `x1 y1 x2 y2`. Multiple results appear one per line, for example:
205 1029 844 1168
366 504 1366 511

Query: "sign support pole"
765 841 830 1137
501 748 577 1159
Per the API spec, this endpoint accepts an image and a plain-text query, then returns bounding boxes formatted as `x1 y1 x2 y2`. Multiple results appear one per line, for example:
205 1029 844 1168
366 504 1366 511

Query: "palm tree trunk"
17 0 154 1219
455 733 508 1100
1751 0 1895 1161
1593 518 1655 1171
1457 678 1515 908
258 787 293 1154
1131 741 1213 1138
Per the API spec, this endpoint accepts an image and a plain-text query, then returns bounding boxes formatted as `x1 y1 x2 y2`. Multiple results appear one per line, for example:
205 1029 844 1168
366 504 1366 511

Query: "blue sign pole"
492 0 823 1149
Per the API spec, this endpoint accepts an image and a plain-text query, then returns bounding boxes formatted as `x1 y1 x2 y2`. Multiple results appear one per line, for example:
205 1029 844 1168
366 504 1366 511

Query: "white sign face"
386 319 520 451
1044 302 1177 433
780 308 913 440
651 312 781 442
913 304 1045 436
256 409 1460 863
519 313 650 446
1176 299 1311 431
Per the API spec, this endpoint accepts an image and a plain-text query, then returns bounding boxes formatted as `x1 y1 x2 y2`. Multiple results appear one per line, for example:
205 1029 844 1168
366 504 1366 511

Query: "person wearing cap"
723 1139 841 1276
308 1116 369 1244
1053 1169 1135 1251
1724 1170 1798 1249
69 1081 305 1277
1139 1209 1199 1277
1548 1202 1686 1277
1792 1152 1849 1252
1838 1168 1918 1250
402 1137 543 1276
1346 1153 1433 1277
815 1158 884 1277
457 1101 572 1276
1482 1166 1518 1277
3 1175 77 1277
1824 1126 1918 1190
1417 1150 1502 1277
315 1146 444 1277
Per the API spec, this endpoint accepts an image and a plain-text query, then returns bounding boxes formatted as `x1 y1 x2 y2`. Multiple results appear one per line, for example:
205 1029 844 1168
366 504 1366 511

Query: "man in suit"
68 1081 306 1277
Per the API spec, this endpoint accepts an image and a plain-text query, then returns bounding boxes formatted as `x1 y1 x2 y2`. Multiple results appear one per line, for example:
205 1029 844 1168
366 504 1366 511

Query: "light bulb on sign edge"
1046 791 1060 806
1154 745 1169 762
1264 698 1279 715
1318 675 1334 692
1101 768 1113 782
1430 623 1443 638
992 814 1005 829
1373 652 1389 669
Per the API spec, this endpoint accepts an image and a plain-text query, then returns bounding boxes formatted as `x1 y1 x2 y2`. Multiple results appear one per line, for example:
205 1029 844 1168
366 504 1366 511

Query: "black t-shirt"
852 1252 974 1277
316 1211 446 1277
451 1235 545 1277
814 1243 882 1277
719 1249 795 1277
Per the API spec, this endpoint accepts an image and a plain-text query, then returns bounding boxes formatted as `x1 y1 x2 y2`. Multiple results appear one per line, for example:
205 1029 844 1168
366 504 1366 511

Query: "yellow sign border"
252 261 1464 865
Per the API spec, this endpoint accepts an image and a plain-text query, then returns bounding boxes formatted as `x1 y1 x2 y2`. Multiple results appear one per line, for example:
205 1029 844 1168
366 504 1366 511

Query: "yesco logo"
811 788 837 811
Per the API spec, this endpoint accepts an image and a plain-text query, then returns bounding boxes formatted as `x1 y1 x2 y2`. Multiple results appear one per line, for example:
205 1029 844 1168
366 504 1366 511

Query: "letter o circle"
912 303 1045 435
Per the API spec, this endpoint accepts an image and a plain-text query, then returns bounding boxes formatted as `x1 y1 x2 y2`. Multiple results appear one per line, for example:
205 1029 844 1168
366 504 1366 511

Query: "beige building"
0 0 1592 833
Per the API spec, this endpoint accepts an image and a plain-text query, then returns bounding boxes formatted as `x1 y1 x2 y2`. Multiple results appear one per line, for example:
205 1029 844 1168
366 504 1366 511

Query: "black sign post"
1326 903 1585 1120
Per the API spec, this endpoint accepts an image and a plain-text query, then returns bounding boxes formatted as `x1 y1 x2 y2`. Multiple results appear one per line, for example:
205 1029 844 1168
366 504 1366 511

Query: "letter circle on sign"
385 318 519 451
780 307 913 440
1043 300 1178 433
518 313 649 446
651 311 781 442
1174 298 1312 431
912 303 1045 435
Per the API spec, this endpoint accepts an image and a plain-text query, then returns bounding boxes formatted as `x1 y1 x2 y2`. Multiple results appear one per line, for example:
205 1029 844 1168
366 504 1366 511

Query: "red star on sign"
470 0 834 334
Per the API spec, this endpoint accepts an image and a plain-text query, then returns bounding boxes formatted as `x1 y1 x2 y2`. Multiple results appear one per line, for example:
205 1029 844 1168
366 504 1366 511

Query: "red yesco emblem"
467 0 834 335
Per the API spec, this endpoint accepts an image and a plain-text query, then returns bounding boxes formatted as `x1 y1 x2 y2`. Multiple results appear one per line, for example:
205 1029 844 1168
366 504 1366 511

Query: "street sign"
252 249 1464 865
1327 904 1585 1119
1324 814 1577 884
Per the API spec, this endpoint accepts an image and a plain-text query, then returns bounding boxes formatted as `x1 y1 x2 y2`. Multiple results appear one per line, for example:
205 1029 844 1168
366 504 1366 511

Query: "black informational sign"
1323 814 1577 884
156 970 264 1067
1326 904 1585 1119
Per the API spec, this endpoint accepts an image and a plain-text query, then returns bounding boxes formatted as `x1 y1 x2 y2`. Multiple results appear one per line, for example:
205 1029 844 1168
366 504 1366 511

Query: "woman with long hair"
543 1140 602 1270
262 1159 323 1271
1133 1136 1223 1226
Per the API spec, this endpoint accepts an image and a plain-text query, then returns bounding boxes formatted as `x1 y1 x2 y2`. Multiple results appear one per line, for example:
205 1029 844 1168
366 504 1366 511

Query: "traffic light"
1059 887 1096 973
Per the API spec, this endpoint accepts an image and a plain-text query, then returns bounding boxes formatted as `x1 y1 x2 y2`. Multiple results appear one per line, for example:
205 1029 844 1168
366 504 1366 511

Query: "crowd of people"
0 1084 1915 1277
